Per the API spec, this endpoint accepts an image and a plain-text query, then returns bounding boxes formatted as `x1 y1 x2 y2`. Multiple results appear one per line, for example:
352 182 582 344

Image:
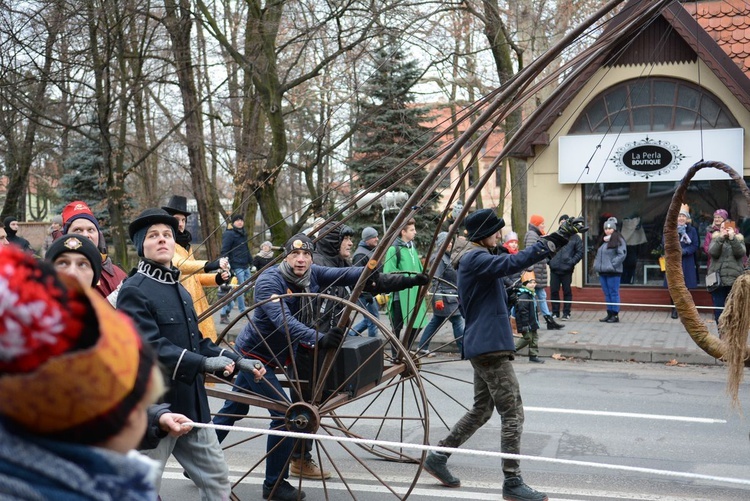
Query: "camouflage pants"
437 351 524 477
515 329 540 356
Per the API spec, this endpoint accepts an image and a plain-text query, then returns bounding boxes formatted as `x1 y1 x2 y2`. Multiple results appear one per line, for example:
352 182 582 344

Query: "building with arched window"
510 0 750 309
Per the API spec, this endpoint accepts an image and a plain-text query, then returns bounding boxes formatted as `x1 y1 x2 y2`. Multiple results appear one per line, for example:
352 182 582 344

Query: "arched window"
570 78 738 134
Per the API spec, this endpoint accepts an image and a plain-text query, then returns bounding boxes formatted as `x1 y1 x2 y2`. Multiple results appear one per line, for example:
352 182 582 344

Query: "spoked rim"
207 292 429 500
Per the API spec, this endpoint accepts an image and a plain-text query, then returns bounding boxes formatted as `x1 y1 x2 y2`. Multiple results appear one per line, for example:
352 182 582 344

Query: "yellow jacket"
172 244 220 342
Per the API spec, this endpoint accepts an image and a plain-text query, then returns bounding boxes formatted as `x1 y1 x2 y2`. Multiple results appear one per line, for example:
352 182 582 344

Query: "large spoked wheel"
207 293 429 500
381 276 474 436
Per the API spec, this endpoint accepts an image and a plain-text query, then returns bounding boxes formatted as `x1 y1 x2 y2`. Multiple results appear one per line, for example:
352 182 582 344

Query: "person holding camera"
707 219 746 325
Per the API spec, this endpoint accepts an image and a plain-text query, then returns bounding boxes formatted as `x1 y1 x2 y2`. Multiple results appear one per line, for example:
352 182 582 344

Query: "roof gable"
509 0 750 158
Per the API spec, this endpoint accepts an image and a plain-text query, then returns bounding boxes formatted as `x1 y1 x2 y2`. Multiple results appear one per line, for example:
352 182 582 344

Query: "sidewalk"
215 308 724 366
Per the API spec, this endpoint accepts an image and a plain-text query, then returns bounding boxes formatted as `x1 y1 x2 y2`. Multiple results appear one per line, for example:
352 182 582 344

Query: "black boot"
671 308 678 319
606 313 620 323
544 314 564 330
599 311 612 322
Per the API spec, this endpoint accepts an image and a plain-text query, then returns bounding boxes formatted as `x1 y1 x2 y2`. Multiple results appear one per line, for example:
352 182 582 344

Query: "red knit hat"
62 200 100 231
0 246 155 444
529 214 544 227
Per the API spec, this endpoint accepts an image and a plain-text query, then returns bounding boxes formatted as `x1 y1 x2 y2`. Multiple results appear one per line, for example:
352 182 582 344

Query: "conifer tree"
348 39 439 250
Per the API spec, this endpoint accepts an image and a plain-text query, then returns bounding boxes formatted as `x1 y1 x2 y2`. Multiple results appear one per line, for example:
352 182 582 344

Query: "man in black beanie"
424 209 586 501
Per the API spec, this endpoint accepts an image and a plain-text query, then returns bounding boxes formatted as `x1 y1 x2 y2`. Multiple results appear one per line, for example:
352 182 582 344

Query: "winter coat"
429 252 460 318
594 233 627 275
514 288 540 332
172 243 222 342
234 264 364 366
221 226 252 269
455 239 553 359
523 224 549 287
116 260 231 423
97 256 128 299
352 240 379 301
0 420 158 501
708 231 746 288
383 239 428 328
253 254 275 271
662 225 699 289
703 224 722 268
549 234 583 275
312 223 358 332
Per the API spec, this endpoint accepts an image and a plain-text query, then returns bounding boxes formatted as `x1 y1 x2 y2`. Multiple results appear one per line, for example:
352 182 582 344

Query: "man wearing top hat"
162 195 230 342
423 208 586 501
116 208 265 500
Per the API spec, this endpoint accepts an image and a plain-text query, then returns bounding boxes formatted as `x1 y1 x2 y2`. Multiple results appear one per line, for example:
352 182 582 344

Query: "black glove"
202 355 235 373
204 258 223 272
317 327 345 349
366 272 430 293
541 217 588 251
215 270 229 285
506 285 520 309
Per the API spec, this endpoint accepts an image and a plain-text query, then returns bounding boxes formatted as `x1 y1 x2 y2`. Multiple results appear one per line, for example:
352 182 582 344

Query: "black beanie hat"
45 235 103 287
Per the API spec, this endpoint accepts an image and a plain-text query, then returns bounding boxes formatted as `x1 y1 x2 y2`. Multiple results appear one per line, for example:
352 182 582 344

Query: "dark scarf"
175 229 192 251
278 260 315 327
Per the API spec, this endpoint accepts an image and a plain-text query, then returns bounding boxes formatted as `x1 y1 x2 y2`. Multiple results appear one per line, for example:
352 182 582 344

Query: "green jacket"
383 239 428 328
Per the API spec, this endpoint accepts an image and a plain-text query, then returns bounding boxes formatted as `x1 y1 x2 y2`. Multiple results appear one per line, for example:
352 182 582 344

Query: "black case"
296 336 383 398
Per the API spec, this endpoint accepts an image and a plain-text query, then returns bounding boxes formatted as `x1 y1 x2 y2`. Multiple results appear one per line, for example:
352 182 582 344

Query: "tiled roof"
684 0 750 75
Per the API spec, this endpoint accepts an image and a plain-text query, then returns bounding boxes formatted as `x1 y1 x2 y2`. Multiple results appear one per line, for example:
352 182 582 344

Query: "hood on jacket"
314 222 353 266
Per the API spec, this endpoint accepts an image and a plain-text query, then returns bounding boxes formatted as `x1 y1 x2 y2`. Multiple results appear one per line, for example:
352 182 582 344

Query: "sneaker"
220 314 230 325
263 480 306 501
424 451 461 487
561 313 571 320
290 457 331 479
419 349 436 358
551 313 559 318
502 476 548 501
529 356 545 364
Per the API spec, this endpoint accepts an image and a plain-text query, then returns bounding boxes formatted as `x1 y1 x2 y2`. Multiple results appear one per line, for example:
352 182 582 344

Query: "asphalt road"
159 358 750 500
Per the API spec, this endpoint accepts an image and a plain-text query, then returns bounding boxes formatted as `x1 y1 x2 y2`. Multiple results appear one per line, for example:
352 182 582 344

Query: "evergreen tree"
348 40 440 250
56 130 110 233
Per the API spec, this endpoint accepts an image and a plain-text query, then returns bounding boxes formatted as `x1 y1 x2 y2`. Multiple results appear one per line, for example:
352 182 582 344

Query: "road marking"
524 406 727 423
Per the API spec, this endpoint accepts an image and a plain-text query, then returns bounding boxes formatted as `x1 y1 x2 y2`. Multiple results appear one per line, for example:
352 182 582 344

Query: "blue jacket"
235 264 363 366
456 240 552 359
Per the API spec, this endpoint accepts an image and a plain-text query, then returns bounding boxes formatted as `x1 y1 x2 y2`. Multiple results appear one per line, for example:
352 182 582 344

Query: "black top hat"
161 195 191 217
128 208 179 240
465 209 505 242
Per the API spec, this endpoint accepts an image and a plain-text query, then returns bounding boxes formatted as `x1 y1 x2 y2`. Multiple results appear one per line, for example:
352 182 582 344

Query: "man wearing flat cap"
116 208 264 500
424 208 586 501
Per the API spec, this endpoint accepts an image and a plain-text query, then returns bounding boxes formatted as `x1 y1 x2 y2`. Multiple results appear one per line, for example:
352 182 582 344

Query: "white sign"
558 128 744 183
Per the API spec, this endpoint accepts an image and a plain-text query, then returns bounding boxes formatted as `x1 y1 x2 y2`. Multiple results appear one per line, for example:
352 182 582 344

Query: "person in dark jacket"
423 208 586 501
707 219 746 325
548 215 584 320
594 217 627 323
254 240 276 271
61 200 128 300
352 226 382 337
524 214 564 330
417 231 464 355
663 206 699 319
116 208 264 500
514 271 543 363
3 216 33 254
221 214 252 313
312 221 356 335
213 232 428 501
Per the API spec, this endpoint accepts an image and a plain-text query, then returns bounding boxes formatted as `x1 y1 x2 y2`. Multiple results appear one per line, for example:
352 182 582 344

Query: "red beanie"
529 214 544 227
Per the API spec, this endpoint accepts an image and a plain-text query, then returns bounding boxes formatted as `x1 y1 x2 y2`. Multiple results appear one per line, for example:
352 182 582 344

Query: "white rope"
516 298 721 311
187 421 750 487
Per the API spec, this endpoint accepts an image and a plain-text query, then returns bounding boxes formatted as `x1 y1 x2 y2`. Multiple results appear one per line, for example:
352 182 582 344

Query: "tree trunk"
163 0 222 257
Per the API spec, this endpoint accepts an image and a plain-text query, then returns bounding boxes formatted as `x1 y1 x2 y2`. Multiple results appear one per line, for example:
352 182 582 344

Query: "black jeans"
549 271 573 316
